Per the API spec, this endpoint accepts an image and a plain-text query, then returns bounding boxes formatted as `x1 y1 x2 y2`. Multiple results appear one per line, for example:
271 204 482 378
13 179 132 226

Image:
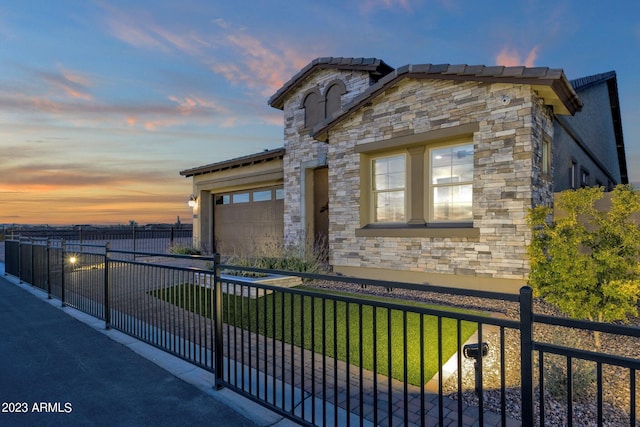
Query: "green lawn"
151 284 479 386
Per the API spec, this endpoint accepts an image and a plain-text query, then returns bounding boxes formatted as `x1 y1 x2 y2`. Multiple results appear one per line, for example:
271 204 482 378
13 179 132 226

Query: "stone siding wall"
281 69 374 245
326 78 554 280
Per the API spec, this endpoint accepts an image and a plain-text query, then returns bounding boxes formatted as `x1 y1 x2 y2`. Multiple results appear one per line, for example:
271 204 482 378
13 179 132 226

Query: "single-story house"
180 57 628 293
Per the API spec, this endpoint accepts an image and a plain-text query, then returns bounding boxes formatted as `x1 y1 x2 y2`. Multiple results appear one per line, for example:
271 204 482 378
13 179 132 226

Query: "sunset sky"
1 0 639 225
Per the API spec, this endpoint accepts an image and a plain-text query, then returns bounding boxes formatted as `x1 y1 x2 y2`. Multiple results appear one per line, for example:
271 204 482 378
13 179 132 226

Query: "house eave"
313 64 583 142
179 147 285 178
268 57 394 110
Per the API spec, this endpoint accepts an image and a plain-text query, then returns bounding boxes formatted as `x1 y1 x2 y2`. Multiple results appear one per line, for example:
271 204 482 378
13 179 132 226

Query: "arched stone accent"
324 79 347 118
301 89 323 128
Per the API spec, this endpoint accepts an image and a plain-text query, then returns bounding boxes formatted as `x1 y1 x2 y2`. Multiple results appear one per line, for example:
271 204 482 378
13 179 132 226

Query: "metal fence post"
46 238 51 299
18 238 22 283
29 237 34 285
104 242 111 329
61 239 66 307
520 286 534 425
213 253 224 389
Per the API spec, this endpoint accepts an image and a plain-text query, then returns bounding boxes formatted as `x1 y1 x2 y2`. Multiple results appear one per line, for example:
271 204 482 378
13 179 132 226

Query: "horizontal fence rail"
8 225 193 255
3 238 640 426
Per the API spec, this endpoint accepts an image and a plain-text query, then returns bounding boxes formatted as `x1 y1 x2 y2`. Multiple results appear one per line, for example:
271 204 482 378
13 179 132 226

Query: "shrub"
221 256 268 278
527 185 640 347
544 355 595 401
543 332 595 401
168 244 201 256
223 234 329 276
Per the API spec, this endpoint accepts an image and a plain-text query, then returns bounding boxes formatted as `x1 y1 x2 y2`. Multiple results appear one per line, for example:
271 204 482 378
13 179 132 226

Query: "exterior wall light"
187 194 198 208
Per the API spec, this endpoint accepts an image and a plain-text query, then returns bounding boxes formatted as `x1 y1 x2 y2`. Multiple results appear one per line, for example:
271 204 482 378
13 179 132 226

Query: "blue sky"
1 0 638 224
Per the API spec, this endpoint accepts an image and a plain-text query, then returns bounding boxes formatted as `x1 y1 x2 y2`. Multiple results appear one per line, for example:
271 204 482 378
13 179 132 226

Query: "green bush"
544 356 595 401
543 332 595 401
224 234 329 275
168 244 201 255
527 185 640 347
221 256 268 278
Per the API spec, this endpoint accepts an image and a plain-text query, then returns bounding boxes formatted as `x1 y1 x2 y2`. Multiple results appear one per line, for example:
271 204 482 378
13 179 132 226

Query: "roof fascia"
179 148 285 178
606 75 628 184
268 58 393 110
313 67 582 142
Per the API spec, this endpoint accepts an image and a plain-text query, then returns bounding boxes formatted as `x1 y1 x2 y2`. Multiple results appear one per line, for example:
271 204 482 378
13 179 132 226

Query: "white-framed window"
367 141 474 225
430 144 474 222
371 154 406 223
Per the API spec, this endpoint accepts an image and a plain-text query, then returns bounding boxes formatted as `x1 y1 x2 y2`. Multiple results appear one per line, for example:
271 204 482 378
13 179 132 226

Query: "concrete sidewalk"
0 264 300 427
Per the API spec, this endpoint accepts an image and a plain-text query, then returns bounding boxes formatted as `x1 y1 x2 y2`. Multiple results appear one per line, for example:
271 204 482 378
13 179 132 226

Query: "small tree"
527 185 640 348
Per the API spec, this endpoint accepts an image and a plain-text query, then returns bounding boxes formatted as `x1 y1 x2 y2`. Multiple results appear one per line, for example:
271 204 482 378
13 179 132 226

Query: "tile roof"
179 147 285 178
571 71 616 91
268 57 394 110
312 62 583 141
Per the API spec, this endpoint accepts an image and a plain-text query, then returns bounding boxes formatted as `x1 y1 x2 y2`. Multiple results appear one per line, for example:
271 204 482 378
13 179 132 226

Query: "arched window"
324 80 346 119
303 90 322 128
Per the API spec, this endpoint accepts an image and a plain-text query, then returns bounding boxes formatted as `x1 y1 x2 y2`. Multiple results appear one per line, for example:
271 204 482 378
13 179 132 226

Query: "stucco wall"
553 82 621 190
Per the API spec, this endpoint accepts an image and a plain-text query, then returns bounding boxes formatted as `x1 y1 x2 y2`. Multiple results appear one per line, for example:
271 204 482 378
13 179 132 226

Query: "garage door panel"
214 188 284 256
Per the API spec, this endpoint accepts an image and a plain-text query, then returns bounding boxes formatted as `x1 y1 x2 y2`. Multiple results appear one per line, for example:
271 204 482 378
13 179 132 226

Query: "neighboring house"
181 57 628 293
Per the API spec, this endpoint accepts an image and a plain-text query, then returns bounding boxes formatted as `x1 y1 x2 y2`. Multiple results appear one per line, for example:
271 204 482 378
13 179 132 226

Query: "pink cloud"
495 46 539 67
168 95 228 116
35 66 94 101
106 16 168 51
152 26 209 57
210 28 318 97
101 6 317 102
102 5 207 57
0 87 257 133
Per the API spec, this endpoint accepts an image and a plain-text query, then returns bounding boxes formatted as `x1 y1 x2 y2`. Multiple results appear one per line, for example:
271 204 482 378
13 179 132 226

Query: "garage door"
213 187 284 256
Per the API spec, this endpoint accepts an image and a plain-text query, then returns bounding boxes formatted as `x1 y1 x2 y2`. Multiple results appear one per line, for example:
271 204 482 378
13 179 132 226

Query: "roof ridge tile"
521 67 550 78
444 64 466 74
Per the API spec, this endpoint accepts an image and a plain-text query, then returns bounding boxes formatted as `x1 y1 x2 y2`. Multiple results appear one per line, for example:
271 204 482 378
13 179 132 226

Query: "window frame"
216 186 283 205
357 128 477 237
370 152 407 224
541 137 551 176
569 160 577 189
427 142 474 223
580 167 590 187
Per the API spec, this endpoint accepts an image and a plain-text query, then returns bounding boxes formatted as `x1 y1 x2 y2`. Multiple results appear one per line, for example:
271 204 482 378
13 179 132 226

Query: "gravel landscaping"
3 239 637 426
307 279 640 427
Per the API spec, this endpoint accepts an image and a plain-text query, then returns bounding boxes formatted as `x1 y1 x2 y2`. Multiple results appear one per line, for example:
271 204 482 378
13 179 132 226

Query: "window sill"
355 223 479 238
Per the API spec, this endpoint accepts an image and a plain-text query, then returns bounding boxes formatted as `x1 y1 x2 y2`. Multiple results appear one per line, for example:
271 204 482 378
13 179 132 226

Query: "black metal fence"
6 225 193 254
3 239 640 426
